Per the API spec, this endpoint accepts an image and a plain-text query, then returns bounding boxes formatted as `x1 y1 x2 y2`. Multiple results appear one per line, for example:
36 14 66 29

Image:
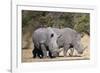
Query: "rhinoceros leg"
37 49 43 59
32 48 37 58
68 48 74 56
32 45 38 58
32 45 43 58
40 44 47 58
68 44 74 56
63 43 70 57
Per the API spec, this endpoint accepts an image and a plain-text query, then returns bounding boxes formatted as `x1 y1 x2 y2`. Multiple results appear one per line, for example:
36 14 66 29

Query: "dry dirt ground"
22 34 90 62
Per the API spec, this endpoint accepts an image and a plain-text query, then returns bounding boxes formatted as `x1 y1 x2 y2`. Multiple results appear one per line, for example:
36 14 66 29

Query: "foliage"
22 10 90 35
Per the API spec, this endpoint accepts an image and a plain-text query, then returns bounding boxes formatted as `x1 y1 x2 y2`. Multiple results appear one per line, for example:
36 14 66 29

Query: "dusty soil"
22 34 90 62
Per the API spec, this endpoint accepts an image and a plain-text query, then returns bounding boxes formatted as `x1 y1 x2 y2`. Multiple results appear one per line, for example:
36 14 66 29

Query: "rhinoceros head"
73 34 85 54
46 27 59 56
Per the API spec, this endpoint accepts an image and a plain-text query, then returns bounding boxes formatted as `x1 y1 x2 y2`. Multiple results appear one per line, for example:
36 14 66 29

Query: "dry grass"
22 34 90 62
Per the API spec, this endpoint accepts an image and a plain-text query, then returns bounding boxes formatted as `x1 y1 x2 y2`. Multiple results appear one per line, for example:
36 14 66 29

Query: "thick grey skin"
52 28 84 57
32 27 59 58
32 27 84 58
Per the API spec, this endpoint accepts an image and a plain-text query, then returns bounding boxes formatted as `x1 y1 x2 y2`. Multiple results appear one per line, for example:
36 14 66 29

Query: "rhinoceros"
53 28 84 57
32 27 85 58
32 27 59 58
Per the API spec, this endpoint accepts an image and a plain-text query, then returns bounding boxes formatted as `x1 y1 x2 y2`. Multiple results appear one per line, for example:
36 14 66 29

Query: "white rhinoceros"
32 27 59 58
53 28 84 57
32 27 85 58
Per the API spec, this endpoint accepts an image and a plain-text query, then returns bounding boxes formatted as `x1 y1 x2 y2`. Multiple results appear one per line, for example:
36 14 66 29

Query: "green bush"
22 10 90 35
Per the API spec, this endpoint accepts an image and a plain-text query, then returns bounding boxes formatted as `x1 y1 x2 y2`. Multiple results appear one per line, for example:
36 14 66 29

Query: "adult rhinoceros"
53 28 85 57
32 27 59 58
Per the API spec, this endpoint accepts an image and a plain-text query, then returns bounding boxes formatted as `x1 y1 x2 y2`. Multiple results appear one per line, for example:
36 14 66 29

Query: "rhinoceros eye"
51 33 54 38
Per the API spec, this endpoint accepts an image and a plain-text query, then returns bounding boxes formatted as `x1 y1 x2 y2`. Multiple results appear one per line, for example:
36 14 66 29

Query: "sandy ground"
22 34 90 62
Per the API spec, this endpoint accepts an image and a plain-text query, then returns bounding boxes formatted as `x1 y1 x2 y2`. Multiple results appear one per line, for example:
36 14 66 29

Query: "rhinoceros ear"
51 33 54 38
